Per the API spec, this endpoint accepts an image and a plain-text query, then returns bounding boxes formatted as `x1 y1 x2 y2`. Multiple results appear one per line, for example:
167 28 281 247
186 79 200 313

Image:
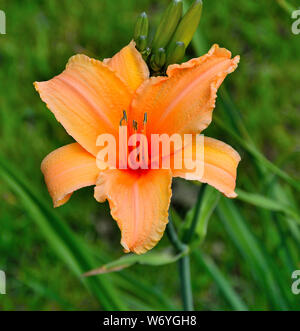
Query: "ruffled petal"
104 40 149 92
172 137 241 198
94 169 172 254
35 54 132 156
130 44 239 135
41 143 99 207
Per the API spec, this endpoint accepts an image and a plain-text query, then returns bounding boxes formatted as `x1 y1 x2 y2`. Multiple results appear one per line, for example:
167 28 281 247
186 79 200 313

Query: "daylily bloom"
34 41 240 254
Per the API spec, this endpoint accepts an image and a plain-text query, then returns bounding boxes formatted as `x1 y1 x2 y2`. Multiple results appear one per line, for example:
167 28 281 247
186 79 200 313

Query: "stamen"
141 113 148 167
143 112 148 124
120 110 128 126
133 120 138 131
142 112 147 135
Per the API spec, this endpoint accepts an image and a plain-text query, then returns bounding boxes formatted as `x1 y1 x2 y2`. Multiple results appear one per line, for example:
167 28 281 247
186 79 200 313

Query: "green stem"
178 254 194 311
183 184 206 244
166 216 194 311
166 215 186 252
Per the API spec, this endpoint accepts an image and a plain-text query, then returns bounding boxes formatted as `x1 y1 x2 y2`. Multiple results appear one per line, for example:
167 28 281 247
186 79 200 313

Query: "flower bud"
168 0 202 50
151 47 167 72
141 47 151 61
166 41 185 66
152 0 183 51
134 12 149 42
150 55 160 72
136 35 148 52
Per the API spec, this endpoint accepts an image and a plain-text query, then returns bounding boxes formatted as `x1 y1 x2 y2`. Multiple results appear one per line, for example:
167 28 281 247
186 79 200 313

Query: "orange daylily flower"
34 41 240 254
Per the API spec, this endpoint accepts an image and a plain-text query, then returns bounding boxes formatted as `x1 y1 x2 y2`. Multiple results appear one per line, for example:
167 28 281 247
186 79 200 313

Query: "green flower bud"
168 0 203 50
166 41 185 66
141 47 151 61
154 48 167 69
134 12 149 42
152 0 183 51
136 35 148 52
150 55 160 72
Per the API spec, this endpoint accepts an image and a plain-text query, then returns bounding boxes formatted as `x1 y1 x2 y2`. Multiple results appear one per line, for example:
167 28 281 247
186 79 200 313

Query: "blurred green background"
0 0 300 310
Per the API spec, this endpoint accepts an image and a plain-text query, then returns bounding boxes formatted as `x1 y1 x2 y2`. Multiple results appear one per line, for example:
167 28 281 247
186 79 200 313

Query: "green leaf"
183 186 220 244
84 248 188 276
236 189 300 223
217 198 289 310
20 274 73 309
276 0 297 14
193 251 248 311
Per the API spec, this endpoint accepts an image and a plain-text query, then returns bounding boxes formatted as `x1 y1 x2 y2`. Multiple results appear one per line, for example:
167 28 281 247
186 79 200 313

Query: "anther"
120 110 128 126
133 120 138 131
143 112 148 124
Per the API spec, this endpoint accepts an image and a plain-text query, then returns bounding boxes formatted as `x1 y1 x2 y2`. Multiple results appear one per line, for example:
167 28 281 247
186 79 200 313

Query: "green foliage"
0 0 299 310
84 248 187 276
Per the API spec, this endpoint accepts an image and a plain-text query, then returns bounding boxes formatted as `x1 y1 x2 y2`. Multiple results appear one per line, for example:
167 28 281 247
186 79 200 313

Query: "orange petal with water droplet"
41 143 99 207
94 169 172 254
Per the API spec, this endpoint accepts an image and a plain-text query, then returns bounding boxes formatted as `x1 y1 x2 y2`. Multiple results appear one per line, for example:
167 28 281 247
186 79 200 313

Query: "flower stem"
178 254 194 311
167 184 207 310
166 215 194 311
166 215 185 252
183 184 207 244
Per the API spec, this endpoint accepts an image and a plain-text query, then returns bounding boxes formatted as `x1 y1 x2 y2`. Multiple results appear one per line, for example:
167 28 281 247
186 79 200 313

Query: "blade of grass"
193 250 248 311
236 189 300 223
83 249 188 277
19 275 74 309
217 198 289 310
86 246 177 310
182 185 220 245
276 0 297 14
214 116 300 192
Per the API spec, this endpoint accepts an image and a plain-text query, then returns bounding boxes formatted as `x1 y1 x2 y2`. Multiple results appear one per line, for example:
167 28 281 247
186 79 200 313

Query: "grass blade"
193 250 248 311
217 198 289 310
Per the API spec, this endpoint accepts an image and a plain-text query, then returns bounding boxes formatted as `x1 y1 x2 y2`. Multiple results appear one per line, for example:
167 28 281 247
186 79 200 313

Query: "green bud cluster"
133 0 203 75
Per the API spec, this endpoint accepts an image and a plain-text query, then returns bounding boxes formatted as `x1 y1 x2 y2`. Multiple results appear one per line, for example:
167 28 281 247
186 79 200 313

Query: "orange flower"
34 41 240 254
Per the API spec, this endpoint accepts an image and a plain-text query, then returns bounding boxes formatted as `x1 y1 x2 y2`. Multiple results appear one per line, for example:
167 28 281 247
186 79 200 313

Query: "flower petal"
130 44 239 135
172 137 241 198
34 54 132 156
94 169 172 254
104 41 149 92
41 143 99 207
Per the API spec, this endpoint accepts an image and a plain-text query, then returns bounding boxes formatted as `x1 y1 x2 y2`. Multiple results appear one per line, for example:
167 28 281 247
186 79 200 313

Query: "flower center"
119 110 149 169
